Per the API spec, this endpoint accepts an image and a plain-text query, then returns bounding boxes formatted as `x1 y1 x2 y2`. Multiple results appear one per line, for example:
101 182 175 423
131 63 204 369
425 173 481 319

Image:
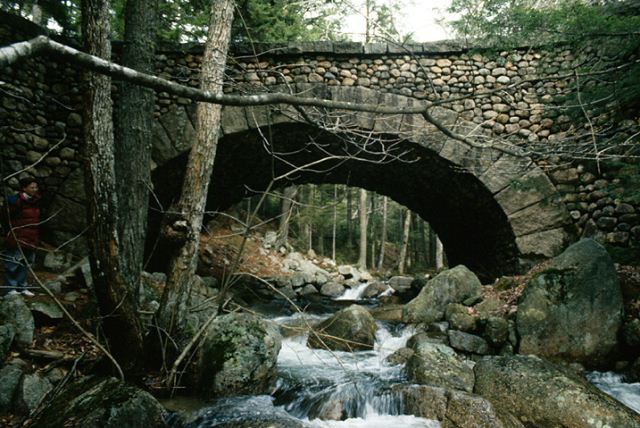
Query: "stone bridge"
2 12 638 278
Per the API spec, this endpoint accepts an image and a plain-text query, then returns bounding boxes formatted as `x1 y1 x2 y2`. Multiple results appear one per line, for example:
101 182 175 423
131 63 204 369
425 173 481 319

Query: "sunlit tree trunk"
157 0 235 344
398 209 411 274
346 187 353 252
435 235 444 270
81 0 144 373
332 185 337 261
377 196 387 270
358 188 368 270
275 185 297 249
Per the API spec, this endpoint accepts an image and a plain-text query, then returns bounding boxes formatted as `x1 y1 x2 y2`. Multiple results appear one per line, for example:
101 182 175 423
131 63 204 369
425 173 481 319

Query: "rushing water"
588 371 640 413
169 297 640 427
334 283 370 301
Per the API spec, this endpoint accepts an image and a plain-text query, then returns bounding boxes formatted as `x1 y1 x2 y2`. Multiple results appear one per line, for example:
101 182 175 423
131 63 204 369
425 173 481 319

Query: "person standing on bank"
3 178 41 297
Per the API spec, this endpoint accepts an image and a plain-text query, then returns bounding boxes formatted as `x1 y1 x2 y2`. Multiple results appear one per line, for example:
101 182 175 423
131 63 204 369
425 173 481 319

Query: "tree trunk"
369 193 376 269
332 184 337 261
398 209 411 275
358 188 368 270
157 0 235 345
275 185 297 249
435 235 444 270
377 196 387 270
81 0 144 374
115 0 156 310
346 187 352 251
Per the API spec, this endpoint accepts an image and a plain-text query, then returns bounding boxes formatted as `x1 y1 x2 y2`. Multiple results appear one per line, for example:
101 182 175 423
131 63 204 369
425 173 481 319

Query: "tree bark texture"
275 185 297 250
398 209 411 275
157 0 235 343
332 185 337 261
436 235 445 270
81 0 144 373
377 196 387 270
358 188 368 270
115 0 157 308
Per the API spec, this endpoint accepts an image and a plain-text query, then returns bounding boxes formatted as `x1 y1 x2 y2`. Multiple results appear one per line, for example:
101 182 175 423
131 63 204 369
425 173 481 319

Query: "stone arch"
151 84 574 279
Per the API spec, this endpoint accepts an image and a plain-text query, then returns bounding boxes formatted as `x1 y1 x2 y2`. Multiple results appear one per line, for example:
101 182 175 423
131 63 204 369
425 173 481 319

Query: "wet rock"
474 355 640 428
30 377 167 427
517 239 623 368
179 395 304 428
394 384 448 421
403 266 482 324
385 347 414 365
368 304 403 322
362 281 390 298
0 295 35 347
622 318 640 350
406 334 475 392
448 330 490 355
197 313 281 398
320 282 345 297
307 305 377 352
0 363 23 412
17 373 53 413
447 389 524 428
298 284 318 296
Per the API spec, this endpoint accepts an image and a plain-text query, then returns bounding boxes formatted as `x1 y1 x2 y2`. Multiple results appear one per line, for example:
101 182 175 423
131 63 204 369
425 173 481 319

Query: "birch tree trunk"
377 196 387 270
358 189 368 270
157 0 235 344
398 210 411 275
435 235 444 270
275 185 297 250
81 0 144 373
332 185 337 261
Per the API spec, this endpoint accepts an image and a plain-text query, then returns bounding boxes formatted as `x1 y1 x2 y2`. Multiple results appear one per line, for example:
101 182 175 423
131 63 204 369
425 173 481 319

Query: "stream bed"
168 287 640 427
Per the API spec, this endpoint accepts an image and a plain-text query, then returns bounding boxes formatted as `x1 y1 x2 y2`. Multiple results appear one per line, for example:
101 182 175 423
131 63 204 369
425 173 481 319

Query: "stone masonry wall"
0 12 638 251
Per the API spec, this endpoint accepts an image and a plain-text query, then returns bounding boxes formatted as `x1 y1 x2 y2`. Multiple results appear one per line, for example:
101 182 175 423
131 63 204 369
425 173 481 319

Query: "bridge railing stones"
0 11 638 257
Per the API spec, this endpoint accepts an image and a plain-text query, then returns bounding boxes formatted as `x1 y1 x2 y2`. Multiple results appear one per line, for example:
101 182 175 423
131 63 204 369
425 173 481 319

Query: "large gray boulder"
474 355 640 428
197 313 281 398
0 295 35 347
395 384 524 428
307 304 377 352
17 373 53 413
30 377 167 428
405 334 475 392
0 324 16 362
517 238 623 368
0 362 23 412
403 266 482 324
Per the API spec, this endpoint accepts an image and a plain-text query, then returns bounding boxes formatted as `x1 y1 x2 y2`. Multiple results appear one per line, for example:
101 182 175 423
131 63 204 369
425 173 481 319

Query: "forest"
0 0 639 427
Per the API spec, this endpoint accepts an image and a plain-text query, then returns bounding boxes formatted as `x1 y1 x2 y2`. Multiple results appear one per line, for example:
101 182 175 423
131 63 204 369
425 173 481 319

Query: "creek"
169 285 640 427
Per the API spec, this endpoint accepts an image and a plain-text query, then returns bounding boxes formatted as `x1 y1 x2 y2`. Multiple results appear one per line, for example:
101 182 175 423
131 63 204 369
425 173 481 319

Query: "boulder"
0 295 35 347
0 363 23 412
474 355 640 428
319 282 345 297
445 303 477 332
448 330 490 355
17 373 53 413
481 316 510 348
307 305 377 352
362 281 391 298
403 266 483 324
368 304 404 322
178 396 304 428
0 324 16 361
405 334 475 392
385 347 414 366
298 284 318 296
29 300 64 326
197 313 281 398
30 377 167 427
388 276 413 294
394 384 524 428
517 239 623 368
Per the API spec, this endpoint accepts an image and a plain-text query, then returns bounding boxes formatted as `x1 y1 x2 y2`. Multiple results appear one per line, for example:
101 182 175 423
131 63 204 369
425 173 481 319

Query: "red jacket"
5 192 41 250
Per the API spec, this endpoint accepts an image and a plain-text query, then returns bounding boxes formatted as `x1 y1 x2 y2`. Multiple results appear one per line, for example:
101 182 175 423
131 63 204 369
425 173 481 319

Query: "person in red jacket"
3 178 41 297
